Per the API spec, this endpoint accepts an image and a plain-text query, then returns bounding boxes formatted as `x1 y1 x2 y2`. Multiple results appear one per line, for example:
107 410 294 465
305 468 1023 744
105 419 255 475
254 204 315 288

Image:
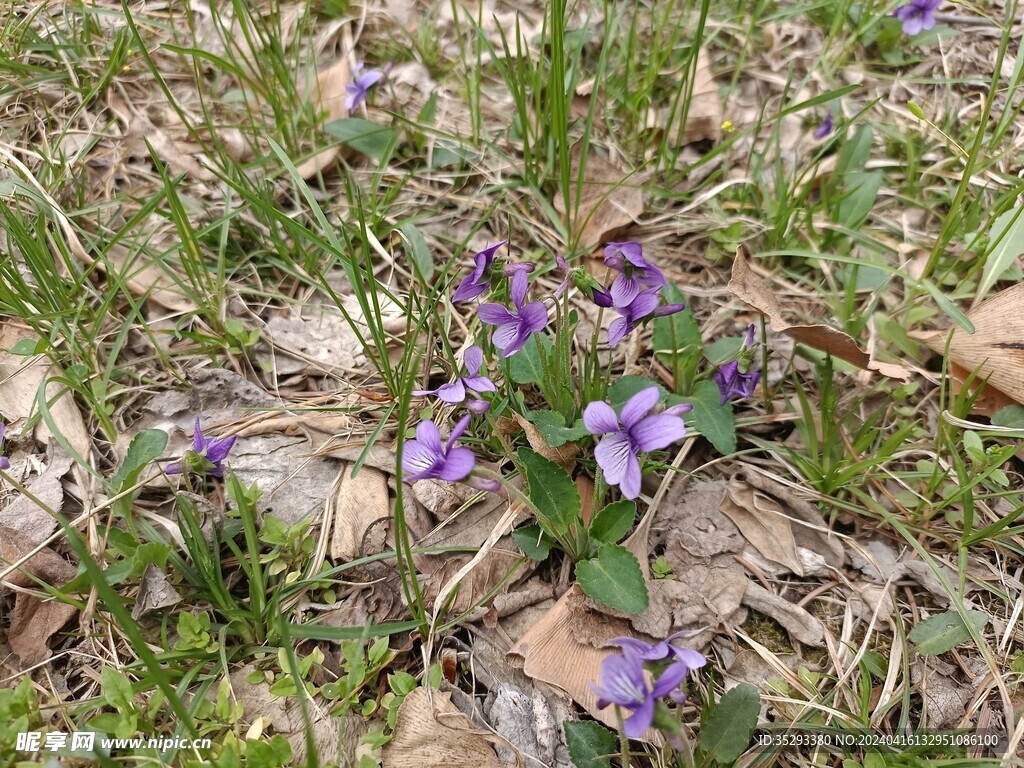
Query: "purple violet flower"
345 62 384 112
814 112 834 139
607 289 685 346
451 241 507 303
166 418 237 478
610 632 707 702
604 241 668 308
591 648 693 738
477 267 548 358
402 414 476 483
714 361 761 404
413 345 496 407
893 0 941 35
0 423 10 470
584 387 689 500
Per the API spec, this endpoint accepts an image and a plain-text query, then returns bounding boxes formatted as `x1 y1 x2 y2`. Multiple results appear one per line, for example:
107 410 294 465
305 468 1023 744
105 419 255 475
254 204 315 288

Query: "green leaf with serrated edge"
565 721 616 768
323 117 397 161
698 683 760 764
518 447 579 536
575 544 648 614
525 409 589 447
512 524 553 561
909 610 987 655
110 429 168 493
668 379 737 455
399 222 434 281
509 334 554 384
588 500 636 545
607 376 666 412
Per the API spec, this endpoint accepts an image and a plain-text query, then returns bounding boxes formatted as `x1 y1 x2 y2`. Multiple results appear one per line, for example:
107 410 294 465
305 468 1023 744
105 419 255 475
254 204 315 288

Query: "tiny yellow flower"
721 119 736 134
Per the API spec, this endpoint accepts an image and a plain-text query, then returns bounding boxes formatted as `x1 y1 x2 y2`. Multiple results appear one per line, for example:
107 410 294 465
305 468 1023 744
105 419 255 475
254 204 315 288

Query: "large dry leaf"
382 687 503 768
555 144 645 250
0 324 91 460
0 525 78 666
647 49 723 147
728 246 909 379
918 282 1024 408
131 565 183 620
507 585 658 738
0 448 73 542
424 549 524 614
329 463 390 561
720 476 845 578
259 305 366 377
743 581 825 646
296 57 352 179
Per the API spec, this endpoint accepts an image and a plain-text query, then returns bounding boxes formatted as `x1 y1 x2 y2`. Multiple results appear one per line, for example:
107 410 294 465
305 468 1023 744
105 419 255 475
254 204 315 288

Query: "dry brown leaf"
729 246 909 380
382 687 504 768
508 585 660 739
647 49 723 147
131 565 183 620
0 448 73 542
554 144 645 250
0 324 91 460
329 463 390 562
917 282 1024 409
720 476 844 578
742 581 825 647
296 57 352 179
0 525 78 666
512 412 579 469
257 305 366 376
425 549 524 614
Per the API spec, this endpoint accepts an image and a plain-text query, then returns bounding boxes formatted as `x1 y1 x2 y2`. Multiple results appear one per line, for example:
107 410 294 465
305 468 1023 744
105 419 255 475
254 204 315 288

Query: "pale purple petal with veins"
619 387 660 429
583 401 620 435
629 414 689 453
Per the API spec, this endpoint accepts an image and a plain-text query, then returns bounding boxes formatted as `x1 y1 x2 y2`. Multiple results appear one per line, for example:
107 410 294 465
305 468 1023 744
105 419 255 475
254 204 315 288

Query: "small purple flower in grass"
893 0 941 35
584 387 689 500
345 62 384 112
413 345 495 408
607 289 685 346
402 414 501 492
477 267 548 358
611 632 707 702
814 112 834 139
604 241 667 308
451 241 507 303
0 423 10 470
166 418 237 478
714 361 761 404
591 647 694 738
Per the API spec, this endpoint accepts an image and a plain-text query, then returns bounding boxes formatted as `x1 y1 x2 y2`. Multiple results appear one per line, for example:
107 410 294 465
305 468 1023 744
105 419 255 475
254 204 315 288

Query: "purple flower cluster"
592 632 707 738
166 418 237 478
602 242 684 346
584 387 690 500
893 0 941 35
478 266 548 358
400 413 499 492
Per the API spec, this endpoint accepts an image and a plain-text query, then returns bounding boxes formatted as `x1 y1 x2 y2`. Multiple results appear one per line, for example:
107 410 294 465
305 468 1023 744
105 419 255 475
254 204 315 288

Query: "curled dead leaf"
646 49 723 147
917 282 1024 409
382 687 505 768
329 463 391 562
0 525 78 666
728 246 909 380
508 585 660 740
